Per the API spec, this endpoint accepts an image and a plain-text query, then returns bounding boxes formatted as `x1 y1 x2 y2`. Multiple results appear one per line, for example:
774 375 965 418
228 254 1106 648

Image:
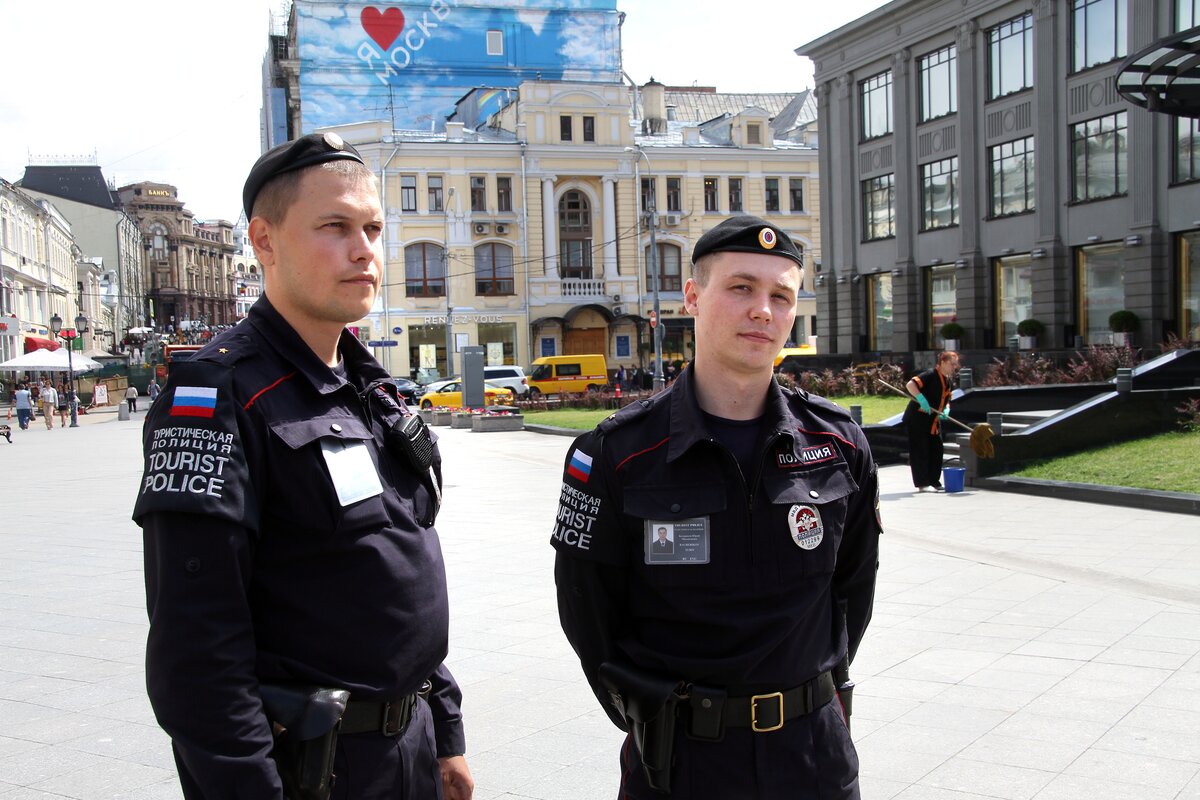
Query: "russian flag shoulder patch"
566 448 593 483
170 386 219 419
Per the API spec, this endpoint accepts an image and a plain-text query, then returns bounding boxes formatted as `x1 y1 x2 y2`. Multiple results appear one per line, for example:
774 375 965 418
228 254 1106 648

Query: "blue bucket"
942 466 966 493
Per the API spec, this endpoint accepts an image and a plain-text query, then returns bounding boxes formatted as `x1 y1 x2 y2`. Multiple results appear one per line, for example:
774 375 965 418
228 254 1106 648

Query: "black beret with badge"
243 132 367 218
690 214 804 268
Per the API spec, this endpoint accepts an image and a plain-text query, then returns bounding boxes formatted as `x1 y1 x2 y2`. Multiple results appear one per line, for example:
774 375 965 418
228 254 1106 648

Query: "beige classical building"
117 183 239 332
329 78 820 379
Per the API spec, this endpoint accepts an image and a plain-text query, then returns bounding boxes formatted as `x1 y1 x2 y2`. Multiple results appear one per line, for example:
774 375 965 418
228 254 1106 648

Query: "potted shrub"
939 321 964 350
1016 318 1044 350
1108 309 1139 346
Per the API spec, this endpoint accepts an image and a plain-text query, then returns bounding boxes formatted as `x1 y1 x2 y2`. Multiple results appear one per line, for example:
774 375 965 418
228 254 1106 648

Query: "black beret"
691 215 804 268
243 132 366 218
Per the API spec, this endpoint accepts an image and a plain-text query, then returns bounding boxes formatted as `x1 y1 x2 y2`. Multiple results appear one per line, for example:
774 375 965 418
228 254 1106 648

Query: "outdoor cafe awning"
1116 25 1200 117
23 335 61 353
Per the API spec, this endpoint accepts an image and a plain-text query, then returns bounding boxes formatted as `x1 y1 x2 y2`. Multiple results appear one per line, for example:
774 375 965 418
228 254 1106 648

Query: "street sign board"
392 326 404 335
649 310 658 328
367 340 399 347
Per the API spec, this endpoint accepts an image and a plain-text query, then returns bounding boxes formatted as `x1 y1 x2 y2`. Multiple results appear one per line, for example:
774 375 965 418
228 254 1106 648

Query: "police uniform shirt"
551 366 882 707
134 296 464 796
903 367 952 435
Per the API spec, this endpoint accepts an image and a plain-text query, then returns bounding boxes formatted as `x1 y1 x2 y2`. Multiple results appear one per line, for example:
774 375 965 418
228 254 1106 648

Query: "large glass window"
988 13 1034 99
666 177 682 212
583 116 596 142
862 174 895 241
860 71 893 140
995 254 1034 347
1073 0 1127 72
1181 0 1199 29
927 265 957 348
560 115 573 142
470 175 486 212
867 273 893 351
641 177 656 212
728 178 743 213
1182 232 1200 342
765 178 780 212
1175 117 1200 183
1077 242 1127 342
990 136 1036 216
1072 112 1127 201
789 178 805 212
475 242 514 296
400 175 417 212
920 157 959 231
428 175 444 212
408 324 447 379
703 178 718 212
645 243 682 292
405 242 445 297
558 190 592 280
919 45 957 121
478 322 516 365
497 176 512 212
148 224 169 262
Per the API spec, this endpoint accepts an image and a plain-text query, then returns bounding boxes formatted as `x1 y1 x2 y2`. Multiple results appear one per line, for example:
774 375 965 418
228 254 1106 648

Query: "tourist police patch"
787 504 824 550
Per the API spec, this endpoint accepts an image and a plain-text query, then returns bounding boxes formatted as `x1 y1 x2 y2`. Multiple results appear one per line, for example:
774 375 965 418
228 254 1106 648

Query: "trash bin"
942 466 966 493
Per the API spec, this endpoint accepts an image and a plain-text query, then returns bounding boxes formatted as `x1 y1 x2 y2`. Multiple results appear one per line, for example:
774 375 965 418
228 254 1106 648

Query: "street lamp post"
50 313 88 428
626 146 665 391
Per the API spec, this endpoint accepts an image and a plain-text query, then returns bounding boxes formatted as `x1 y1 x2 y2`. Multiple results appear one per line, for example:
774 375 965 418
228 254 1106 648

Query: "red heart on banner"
361 6 405 51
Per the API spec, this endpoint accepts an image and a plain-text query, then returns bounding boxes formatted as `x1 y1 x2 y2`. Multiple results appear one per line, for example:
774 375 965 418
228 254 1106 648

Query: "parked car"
482 365 530 398
390 377 423 404
419 380 515 409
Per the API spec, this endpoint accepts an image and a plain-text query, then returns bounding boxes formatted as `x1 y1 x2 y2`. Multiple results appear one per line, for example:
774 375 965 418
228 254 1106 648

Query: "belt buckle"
381 698 408 736
750 691 784 733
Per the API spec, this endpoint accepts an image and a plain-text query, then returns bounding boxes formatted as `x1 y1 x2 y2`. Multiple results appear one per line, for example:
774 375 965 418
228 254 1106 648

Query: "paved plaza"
1 406 1198 799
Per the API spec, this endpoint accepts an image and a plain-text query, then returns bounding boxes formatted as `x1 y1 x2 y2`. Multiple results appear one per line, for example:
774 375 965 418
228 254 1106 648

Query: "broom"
876 379 996 459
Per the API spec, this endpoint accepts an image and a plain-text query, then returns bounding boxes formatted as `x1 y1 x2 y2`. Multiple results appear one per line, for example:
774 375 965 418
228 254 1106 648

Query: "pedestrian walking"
133 132 473 800
146 378 160 404
8 383 33 430
41 381 58 429
902 350 959 491
124 384 138 413
551 215 882 799
55 382 69 427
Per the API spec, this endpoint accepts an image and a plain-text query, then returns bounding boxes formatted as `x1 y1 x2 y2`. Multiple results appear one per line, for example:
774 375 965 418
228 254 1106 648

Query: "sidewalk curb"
976 475 1200 516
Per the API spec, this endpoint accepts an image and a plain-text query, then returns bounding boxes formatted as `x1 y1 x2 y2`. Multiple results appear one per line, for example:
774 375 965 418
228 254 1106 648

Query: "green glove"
939 404 950 420
915 393 931 413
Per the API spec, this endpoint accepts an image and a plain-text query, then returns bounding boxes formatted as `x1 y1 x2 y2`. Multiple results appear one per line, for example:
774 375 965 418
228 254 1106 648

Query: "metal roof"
1116 25 1200 117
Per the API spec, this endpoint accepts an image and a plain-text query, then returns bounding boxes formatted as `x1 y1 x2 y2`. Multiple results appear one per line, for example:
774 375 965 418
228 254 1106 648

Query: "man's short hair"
252 160 376 224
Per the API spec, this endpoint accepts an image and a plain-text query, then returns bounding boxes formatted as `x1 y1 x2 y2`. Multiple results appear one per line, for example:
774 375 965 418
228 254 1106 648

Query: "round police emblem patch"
787 504 824 550
323 131 345 150
758 227 777 250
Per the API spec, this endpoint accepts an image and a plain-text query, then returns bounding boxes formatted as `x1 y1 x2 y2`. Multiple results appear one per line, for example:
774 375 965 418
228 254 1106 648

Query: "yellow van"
528 354 609 397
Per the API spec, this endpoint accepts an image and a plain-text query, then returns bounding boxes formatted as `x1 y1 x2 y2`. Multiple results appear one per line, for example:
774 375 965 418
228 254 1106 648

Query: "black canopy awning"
1116 25 1200 117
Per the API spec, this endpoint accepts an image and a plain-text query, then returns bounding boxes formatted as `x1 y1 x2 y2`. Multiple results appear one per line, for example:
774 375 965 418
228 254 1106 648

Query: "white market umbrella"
0 348 103 373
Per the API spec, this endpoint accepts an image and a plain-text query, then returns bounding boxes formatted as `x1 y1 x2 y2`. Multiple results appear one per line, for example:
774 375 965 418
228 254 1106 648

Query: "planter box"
431 409 453 426
1018 335 1037 350
419 409 434 424
943 339 961 351
451 413 475 429
471 414 524 432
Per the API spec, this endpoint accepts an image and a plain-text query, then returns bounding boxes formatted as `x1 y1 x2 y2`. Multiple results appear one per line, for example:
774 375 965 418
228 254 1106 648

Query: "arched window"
558 190 592 280
148 224 169 262
645 243 683 292
405 242 446 297
475 242 514 296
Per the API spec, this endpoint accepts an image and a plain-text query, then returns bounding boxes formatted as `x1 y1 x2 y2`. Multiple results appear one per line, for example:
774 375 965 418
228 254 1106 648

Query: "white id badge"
644 517 711 565
320 439 384 507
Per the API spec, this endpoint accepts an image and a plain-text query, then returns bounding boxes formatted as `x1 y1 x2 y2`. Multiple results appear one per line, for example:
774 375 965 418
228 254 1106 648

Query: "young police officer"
552 215 881 799
134 133 473 800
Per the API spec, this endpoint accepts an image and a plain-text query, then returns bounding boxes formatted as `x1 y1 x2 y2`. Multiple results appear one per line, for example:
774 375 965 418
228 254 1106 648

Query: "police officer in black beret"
551 215 882 798
135 132 474 799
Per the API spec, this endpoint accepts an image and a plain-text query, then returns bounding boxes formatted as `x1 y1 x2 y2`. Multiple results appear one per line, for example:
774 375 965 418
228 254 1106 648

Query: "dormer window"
747 123 762 145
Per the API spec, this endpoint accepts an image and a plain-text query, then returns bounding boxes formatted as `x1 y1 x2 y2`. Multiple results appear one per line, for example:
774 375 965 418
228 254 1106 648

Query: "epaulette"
193 330 257 367
595 395 658 436
791 388 853 421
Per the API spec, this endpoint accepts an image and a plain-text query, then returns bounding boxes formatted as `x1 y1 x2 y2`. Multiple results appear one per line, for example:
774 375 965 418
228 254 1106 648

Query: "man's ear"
248 217 276 268
683 277 700 317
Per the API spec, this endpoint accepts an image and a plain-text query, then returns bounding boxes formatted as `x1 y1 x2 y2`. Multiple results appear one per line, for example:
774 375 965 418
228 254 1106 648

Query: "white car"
482 365 530 398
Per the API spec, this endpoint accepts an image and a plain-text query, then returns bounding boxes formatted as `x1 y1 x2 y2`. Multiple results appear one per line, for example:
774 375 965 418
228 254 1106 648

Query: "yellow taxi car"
773 344 816 368
418 380 515 409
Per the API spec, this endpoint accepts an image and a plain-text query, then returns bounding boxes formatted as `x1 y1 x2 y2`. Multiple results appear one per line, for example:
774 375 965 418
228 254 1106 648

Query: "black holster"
598 661 682 794
260 683 350 800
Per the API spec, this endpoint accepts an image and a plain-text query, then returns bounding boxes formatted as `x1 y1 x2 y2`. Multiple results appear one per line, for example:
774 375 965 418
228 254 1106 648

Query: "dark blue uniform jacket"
552 367 881 726
134 297 463 798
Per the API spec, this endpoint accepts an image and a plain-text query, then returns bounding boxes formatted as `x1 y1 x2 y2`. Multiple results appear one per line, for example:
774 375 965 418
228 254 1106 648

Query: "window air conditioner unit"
473 222 491 235
494 223 509 235
612 304 624 316
664 213 682 226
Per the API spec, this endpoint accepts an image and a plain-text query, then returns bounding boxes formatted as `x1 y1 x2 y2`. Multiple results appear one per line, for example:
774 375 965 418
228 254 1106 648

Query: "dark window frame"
428 175 444 212
470 175 487 212
987 12 1034 100
789 178 805 213
919 44 958 121
765 178 780 212
474 241 515 296
859 70 893 141
989 136 1036 217
1071 0 1128 73
861 174 896 241
404 242 446 298
1071 111 1128 202
728 177 743 213
400 174 417 213
703 177 718 212
920 157 960 231
560 115 573 142
582 116 595 142
497 176 512 212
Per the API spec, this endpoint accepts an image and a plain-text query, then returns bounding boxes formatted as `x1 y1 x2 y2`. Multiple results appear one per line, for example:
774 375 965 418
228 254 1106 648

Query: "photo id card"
644 517 710 564
320 439 384 507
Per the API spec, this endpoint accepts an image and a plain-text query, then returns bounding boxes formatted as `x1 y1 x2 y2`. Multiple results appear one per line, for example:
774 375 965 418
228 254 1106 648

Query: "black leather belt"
694 671 836 735
339 694 418 736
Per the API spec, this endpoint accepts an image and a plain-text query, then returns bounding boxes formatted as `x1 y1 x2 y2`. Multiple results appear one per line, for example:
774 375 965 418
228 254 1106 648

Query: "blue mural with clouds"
297 0 622 132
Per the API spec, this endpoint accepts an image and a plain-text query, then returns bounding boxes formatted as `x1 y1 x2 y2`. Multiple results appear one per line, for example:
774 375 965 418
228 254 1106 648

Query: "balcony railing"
561 278 606 297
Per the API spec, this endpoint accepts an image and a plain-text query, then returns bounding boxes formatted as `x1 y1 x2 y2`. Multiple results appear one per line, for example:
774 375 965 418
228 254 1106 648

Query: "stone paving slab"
1 415 1197 798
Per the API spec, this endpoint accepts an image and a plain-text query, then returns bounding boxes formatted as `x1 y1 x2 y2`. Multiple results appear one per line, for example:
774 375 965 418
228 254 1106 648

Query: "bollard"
1115 367 1133 394
849 404 863 426
958 367 973 390
987 412 1003 436
118 404 131 421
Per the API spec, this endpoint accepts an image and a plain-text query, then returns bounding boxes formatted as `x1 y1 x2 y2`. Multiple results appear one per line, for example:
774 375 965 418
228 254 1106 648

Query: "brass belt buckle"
750 691 784 733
